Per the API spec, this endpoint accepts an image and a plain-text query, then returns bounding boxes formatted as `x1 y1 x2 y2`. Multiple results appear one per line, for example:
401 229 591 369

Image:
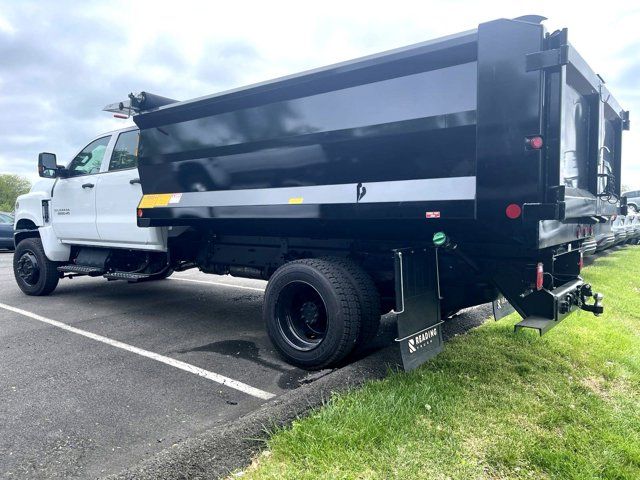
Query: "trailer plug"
579 283 604 316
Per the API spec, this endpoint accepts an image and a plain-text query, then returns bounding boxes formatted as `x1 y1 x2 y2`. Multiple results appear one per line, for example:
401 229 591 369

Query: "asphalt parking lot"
0 250 333 479
0 249 490 479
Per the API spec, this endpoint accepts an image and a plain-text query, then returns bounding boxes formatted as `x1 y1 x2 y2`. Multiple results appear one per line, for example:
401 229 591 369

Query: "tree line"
0 174 32 212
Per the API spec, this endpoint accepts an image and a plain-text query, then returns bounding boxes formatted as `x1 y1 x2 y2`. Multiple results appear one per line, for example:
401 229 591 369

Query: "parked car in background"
581 234 598 256
624 190 639 213
594 220 616 252
625 214 640 244
612 215 628 246
0 212 15 250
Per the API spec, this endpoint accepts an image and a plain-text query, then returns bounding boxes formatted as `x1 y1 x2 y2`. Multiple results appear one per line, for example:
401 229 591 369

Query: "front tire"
263 259 361 369
13 237 60 296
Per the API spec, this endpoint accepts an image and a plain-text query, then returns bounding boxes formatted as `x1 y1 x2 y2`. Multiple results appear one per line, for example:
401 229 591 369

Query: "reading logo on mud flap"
408 326 438 354
495 296 508 310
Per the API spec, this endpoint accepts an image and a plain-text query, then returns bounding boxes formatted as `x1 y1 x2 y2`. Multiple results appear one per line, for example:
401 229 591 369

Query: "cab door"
95 129 166 249
51 135 111 243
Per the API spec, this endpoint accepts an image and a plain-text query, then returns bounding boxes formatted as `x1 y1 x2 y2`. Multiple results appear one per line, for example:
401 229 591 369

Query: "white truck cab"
13 126 170 295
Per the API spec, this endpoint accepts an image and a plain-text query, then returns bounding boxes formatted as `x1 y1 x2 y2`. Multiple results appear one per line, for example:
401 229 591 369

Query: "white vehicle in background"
623 189 639 213
13 126 171 296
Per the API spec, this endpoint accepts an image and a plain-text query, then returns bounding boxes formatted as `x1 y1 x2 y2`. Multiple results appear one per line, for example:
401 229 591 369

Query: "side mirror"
38 152 58 178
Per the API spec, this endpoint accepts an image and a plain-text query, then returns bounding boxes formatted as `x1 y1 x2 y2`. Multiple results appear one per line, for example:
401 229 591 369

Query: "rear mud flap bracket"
393 248 444 371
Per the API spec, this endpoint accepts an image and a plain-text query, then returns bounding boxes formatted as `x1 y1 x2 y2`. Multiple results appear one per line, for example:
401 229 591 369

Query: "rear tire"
13 237 60 296
263 259 361 369
320 257 381 347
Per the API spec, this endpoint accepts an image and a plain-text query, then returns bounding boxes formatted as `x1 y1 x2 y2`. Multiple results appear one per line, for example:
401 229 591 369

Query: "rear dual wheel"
263 258 380 369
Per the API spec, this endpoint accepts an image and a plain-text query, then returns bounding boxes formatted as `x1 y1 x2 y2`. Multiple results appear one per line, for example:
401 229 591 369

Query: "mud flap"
493 294 516 321
394 248 444 371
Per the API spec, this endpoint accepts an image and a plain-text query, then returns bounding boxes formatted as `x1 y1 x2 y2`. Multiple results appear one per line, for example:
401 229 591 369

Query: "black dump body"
134 16 628 329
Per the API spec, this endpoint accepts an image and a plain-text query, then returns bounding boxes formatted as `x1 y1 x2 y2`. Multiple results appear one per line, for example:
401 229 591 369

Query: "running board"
514 316 558 336
58 265 155 282
103 272 152 282
57 265 104 276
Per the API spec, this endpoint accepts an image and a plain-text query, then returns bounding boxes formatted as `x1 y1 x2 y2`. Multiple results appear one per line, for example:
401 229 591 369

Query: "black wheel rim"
17 251 40 286
275 281 328 351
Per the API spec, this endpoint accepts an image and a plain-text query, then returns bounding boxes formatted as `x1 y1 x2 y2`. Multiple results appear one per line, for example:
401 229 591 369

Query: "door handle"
82 183 94 189
129 178 141 185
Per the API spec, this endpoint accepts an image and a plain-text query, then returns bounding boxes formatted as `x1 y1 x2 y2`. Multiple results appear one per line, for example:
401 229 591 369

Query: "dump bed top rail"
134 29 478 129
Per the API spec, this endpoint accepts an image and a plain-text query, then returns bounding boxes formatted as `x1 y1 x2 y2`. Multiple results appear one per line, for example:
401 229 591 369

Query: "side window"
0 214 12 224
68 136 111 177
109 130 139 171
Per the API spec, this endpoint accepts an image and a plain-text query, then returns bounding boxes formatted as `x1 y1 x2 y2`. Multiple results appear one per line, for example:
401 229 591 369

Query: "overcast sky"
0 0 638 188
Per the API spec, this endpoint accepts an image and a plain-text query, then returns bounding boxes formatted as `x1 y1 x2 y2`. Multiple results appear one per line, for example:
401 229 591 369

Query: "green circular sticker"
433 232 447 246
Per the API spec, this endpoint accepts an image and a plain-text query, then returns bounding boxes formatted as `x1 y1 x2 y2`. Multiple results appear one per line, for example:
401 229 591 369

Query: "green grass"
243 248 640 479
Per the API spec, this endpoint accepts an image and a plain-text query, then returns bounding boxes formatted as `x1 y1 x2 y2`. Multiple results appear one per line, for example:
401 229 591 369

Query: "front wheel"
13 237 60 296
263 259 362 369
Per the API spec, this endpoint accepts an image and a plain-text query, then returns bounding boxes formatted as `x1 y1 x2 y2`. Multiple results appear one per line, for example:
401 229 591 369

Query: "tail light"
506 203 522 219
536 262 544 291
579 251 584 271
526 135 544 149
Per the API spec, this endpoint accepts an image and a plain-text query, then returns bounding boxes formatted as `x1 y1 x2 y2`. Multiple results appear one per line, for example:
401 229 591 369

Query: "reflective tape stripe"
138 194 172 208
140 176 476 208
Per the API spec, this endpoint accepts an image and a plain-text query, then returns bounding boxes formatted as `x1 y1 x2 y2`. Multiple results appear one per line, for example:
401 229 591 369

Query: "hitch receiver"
514 280 604 335
579 284 604 316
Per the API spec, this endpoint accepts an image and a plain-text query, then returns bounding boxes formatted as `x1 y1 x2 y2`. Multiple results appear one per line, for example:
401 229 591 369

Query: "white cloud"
0 12 15 34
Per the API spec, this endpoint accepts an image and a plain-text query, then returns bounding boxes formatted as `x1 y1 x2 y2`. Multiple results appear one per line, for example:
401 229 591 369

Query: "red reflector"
527 136 544 149
579 252 584 270
505 203 522 219
137 209 143 217
536 262 544 291
114 113 129 119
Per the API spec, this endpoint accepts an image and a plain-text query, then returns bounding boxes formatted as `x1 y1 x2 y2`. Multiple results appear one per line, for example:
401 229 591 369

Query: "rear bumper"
514 278 593 335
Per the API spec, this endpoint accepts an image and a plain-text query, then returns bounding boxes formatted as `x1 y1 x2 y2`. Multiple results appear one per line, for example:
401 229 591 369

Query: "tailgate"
542 28 629 220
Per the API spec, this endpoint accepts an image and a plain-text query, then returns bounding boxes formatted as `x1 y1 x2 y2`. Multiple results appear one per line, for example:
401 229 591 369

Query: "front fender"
39 225 71 261
14 190 51 228
13 180 70 261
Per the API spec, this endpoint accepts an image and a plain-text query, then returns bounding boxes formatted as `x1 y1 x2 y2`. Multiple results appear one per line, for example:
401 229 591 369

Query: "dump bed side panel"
135 32 480 230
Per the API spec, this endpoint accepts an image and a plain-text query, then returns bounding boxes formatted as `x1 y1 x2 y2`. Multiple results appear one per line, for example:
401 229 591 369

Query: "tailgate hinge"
526 45 569 72
621 110 631 131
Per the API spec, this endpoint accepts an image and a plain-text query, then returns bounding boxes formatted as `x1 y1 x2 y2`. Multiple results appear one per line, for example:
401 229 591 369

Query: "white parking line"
169 277 265 292
0 302 275 401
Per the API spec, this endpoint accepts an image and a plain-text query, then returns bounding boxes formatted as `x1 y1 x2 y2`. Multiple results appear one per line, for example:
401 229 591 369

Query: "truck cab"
13 127 169 295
